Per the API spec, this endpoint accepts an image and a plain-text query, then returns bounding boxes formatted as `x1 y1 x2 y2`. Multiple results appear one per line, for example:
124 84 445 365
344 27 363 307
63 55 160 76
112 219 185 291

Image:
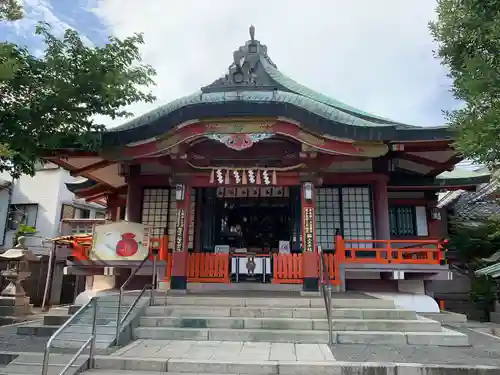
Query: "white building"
0 162 105 252
0 163 106 306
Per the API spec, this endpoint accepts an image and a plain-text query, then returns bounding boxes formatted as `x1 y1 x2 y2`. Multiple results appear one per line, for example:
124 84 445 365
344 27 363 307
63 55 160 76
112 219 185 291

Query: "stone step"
156 296 395 309
134 326 330 343
18 319 120 336
139 316 441 332
145 305 416 320
86 371 238 375
91 355 499 374
134 326 468 346
59 324 118 335
51 335 114 350
336 328 470 346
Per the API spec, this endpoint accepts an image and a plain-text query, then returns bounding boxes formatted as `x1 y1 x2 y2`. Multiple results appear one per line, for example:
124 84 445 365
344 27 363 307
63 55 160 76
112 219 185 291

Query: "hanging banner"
174 209 185 252
303 207 314 252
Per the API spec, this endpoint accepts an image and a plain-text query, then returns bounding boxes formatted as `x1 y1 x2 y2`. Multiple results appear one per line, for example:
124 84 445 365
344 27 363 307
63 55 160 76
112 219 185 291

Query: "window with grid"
341 187 373 248
142 188 170 238
315 188 341 250
389 206 417 237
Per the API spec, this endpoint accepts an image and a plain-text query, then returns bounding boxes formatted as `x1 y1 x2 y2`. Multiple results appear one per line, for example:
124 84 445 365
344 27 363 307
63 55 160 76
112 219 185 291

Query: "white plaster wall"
0 167 63 253
0 167 105 254
415 206 429 236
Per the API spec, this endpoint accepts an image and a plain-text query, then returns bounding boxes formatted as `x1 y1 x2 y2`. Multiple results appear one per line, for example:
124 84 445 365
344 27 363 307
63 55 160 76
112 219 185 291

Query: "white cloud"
92 0 451 128
11 0 93 45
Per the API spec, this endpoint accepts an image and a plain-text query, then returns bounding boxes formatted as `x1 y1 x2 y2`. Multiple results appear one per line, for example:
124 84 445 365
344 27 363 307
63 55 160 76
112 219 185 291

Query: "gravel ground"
331 322 500 366
0 323 50 353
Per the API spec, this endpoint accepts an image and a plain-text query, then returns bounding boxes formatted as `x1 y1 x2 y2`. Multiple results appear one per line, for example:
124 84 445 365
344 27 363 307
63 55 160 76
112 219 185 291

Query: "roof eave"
100 101 455 148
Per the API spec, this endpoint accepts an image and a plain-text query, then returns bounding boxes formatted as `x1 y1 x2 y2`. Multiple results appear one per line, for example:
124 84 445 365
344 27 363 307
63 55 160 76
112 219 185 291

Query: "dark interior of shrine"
215 196 292 252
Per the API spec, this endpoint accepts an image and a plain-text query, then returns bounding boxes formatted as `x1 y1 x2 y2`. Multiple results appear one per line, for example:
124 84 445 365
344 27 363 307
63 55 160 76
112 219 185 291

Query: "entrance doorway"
216 197 290 251
213 187 292 283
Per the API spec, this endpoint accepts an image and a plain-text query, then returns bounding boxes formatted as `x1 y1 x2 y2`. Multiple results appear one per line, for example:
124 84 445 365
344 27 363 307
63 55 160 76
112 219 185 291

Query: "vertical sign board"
303 207 314 252
174 209 185 252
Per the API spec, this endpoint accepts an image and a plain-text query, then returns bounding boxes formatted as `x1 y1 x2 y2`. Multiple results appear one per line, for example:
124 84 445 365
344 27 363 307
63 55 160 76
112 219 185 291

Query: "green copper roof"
437 168 491 181
108 90 402 133
476 262 500 278
261 57 402 126
104 26 452 145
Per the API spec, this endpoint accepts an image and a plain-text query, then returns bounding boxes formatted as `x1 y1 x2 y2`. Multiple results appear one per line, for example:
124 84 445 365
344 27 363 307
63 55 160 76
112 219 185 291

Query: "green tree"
0 0 23 21
446 216 500 320
0 4 156 177
430 1 500 166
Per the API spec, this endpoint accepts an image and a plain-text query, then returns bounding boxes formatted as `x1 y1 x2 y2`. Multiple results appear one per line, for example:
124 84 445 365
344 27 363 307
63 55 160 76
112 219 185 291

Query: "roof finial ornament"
249 24 255 41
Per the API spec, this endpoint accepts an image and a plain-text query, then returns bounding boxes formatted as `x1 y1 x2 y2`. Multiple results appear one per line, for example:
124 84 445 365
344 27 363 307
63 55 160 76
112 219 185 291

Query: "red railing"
65 230 445 287
272 253 303 284
187 253 230 283
323 253 342 286
340 238 444 265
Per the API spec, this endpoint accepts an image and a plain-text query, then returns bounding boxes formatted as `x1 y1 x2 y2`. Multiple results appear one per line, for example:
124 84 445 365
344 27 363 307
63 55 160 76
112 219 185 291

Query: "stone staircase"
16 295 149 351
0 295 150 375
134 294 469 346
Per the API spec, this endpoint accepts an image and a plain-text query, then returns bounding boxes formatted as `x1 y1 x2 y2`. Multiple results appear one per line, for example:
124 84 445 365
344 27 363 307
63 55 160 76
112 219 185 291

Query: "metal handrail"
318 246 333 348
41 297 98 375
115 253 157 344
118 283 152 337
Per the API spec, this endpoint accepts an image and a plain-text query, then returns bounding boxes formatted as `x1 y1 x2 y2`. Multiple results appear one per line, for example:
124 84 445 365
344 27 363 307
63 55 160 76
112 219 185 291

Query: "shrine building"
45 27 488 308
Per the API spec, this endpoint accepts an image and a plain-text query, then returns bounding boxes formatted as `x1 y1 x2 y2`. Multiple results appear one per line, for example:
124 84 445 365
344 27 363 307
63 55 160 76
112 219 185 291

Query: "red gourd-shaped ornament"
115 232 139 257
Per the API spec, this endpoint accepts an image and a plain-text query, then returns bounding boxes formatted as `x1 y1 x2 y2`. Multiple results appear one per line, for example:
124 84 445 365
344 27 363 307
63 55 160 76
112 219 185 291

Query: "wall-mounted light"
175 184 185 201
303 182 313 201
429 207 441 221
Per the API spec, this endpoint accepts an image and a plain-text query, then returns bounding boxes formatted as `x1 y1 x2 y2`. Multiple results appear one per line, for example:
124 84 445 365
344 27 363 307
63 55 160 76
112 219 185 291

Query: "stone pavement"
111 339 335 362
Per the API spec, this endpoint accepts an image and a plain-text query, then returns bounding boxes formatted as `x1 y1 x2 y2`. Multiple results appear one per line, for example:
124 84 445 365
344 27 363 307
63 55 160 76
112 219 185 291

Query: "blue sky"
1 0 458 128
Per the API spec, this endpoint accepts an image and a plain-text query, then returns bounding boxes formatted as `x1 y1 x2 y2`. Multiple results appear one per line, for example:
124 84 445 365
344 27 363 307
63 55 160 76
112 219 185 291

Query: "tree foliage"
0 0 22 21
446 215 500 273
0 4 156 177
430 1 500 166
445 215 500 320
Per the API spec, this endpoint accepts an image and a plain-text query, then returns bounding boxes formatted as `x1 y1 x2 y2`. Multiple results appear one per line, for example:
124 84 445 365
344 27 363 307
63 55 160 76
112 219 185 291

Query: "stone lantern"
0 237 39 322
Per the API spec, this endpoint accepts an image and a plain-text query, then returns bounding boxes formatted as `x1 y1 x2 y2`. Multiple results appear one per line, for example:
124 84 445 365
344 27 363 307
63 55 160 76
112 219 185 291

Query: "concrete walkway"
111 339 335 362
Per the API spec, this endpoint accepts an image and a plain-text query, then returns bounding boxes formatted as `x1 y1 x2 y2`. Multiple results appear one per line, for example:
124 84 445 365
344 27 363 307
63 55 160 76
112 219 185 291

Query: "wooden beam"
394 141 453 152
71 160 114 177
395 152 445 170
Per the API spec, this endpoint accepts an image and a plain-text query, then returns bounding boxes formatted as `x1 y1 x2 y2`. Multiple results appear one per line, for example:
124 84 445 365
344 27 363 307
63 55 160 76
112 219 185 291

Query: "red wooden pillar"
372 177 390 241
125 165 142 223
301 182 319 292
170 183 192 291
106 193 120 222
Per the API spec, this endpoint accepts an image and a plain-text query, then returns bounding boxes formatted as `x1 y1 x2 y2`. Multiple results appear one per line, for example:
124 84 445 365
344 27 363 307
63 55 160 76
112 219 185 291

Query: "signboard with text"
303 207 314 252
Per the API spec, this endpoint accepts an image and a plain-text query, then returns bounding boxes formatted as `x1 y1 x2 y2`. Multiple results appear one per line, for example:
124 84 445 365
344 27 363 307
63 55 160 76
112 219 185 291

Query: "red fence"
69 234 445 286
187 253 230 283
271 254 303 284
340 238 444 265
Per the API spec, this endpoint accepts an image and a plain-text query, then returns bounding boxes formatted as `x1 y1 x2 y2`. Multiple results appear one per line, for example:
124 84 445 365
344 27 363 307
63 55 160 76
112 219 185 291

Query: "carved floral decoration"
206 133 274 151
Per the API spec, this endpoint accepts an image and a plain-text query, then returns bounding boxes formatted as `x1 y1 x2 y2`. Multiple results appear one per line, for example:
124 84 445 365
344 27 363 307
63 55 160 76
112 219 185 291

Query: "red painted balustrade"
64 232 446 286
